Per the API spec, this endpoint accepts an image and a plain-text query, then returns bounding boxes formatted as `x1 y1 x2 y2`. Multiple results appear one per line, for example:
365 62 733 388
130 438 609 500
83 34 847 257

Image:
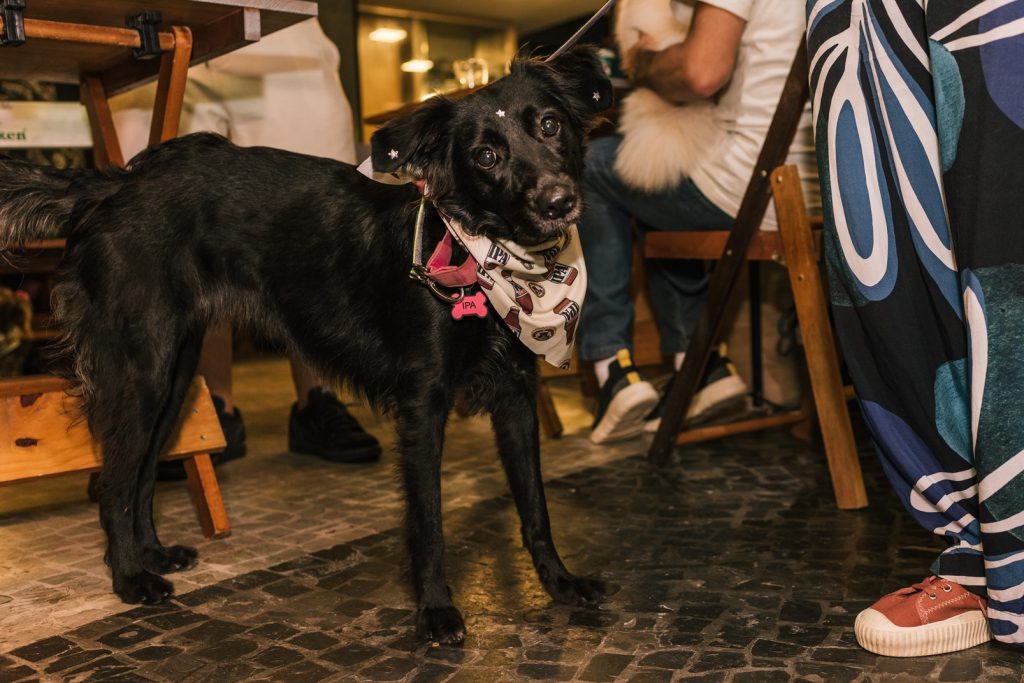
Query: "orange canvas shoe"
855 576 992 657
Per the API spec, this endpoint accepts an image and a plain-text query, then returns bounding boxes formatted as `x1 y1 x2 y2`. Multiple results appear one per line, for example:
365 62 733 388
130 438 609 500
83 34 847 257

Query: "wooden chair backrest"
648 41 811 464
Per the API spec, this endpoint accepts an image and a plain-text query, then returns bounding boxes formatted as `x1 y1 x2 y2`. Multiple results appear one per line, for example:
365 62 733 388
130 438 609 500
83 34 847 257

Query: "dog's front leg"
490 371 606 607
395 387 466 644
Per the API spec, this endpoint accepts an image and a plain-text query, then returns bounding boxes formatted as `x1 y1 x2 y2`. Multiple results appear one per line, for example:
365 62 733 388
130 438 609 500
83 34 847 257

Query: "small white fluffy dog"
614 0 717 192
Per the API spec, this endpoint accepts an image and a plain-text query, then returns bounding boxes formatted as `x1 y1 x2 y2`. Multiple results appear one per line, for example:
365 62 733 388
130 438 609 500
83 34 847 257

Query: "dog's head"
371 46 613 245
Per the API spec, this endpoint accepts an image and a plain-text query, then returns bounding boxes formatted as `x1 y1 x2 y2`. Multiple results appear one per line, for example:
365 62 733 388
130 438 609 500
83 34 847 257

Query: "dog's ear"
542 46 614 117
371 96 454 175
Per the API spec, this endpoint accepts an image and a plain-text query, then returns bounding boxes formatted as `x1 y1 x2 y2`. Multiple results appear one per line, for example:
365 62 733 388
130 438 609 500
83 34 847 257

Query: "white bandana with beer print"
440 213 587 369
355 157 586 368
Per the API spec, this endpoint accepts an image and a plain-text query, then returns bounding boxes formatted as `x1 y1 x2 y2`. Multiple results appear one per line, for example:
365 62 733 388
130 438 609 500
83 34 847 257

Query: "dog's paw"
544 574 607 606
416 606 466 645
142 545 199 575
114 571 174 604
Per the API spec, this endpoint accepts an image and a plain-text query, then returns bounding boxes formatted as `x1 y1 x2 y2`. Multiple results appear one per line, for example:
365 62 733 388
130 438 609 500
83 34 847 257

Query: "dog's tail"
0 157 118 251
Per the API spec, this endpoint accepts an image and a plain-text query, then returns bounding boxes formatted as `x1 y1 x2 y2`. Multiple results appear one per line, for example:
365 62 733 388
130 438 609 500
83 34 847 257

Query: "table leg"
149 25 193 146
80 24 194 168
80 76 125 169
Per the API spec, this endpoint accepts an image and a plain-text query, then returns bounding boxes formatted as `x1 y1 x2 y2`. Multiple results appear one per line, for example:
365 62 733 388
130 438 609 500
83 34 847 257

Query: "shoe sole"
854 608 991 657
643 374 749 433
591 382 660 445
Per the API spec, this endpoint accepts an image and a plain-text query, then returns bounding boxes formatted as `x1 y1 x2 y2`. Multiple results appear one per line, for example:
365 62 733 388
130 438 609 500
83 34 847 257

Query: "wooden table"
0 1 316 92
1 0 317 166
0 0 317 538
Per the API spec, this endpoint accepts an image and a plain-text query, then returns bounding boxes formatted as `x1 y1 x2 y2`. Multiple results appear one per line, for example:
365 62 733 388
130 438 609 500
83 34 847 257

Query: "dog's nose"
538 186 577 220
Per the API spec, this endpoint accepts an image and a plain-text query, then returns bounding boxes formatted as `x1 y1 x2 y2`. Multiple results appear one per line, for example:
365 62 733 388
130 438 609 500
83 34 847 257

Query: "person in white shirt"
579 0 816 444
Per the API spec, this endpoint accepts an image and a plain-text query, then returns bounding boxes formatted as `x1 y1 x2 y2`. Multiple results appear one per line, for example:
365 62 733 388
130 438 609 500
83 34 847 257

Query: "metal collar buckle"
409 265 468 305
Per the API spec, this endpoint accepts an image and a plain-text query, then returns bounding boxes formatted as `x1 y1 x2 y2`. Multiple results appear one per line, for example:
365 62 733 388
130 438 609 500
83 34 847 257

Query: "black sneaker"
157 394 247 481
645 345 749 432
288 388 382 463
590 349 661 445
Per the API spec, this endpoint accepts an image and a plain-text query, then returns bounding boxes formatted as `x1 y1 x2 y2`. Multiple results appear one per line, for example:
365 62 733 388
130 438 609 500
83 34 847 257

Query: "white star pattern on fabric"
388 149 399 160
496 110 506 118
592 91 601 102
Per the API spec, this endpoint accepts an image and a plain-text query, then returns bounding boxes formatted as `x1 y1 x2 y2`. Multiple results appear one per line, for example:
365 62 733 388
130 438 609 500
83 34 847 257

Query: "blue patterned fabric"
807 0 1024 646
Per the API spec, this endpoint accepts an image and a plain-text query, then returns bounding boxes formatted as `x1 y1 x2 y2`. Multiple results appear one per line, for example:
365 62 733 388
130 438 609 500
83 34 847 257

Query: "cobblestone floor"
2 358 1020 682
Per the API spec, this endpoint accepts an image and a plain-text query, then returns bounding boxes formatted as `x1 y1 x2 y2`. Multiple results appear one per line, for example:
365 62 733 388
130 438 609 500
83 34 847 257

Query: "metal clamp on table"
0 0 26 46
126 10 162 59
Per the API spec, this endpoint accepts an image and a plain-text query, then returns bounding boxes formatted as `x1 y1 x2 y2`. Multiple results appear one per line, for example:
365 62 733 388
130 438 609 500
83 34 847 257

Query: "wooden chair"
644 42 868 510
536 379 564 438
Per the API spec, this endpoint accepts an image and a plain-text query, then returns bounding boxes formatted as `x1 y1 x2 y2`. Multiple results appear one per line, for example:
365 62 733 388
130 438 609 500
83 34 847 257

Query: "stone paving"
2 358 1020 682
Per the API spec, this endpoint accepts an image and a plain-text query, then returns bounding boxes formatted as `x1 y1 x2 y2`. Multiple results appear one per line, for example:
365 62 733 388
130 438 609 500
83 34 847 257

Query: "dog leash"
545 0 618 62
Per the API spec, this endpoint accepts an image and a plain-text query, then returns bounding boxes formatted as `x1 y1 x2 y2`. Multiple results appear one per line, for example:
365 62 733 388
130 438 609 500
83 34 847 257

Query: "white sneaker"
590 349 660 444
643 349 748 433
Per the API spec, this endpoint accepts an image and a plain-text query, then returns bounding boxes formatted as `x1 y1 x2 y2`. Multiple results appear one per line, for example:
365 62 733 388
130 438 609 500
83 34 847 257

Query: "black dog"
0 47 611 644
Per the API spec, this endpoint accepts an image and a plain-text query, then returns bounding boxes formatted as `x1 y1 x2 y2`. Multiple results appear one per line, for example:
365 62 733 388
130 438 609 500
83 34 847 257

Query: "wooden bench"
1 375 231 537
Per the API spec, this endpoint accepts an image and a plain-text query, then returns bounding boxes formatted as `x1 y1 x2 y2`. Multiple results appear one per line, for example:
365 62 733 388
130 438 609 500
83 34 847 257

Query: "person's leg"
289 357 323 410
808 0 1023 654
577 136 641 366
212 33 379 462
631 186 747 430
579 137 734 363
287 355 382 463
628 180 733 358
577 136 660 443
927 2 1024 647
643 257 708 360
197 324 234 410
579 136 737 442
810 2 984 655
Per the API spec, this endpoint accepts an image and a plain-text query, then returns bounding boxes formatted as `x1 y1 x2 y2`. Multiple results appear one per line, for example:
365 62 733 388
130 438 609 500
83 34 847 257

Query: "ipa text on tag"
452 291 488 320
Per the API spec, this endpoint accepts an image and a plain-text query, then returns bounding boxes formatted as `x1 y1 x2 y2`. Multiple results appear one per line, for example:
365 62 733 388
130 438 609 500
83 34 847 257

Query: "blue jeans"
578 135 734 361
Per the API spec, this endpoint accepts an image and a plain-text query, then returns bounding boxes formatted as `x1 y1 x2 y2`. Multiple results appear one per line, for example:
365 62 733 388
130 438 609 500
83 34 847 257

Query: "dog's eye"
540 116 560 137
476 148 497 169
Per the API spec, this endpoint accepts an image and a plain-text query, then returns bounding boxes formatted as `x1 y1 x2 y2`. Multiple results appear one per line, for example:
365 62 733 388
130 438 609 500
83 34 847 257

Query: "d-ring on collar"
408 191 479 305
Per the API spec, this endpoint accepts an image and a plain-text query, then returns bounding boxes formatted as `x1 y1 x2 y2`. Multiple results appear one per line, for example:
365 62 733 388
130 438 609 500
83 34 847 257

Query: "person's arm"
627 3 747 104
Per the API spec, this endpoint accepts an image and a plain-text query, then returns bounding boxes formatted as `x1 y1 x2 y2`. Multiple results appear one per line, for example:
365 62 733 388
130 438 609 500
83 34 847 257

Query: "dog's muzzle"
536 182 578 220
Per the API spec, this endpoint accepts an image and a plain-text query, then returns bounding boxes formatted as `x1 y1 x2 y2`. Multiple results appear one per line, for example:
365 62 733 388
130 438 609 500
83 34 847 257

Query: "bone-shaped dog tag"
452 291 488 320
